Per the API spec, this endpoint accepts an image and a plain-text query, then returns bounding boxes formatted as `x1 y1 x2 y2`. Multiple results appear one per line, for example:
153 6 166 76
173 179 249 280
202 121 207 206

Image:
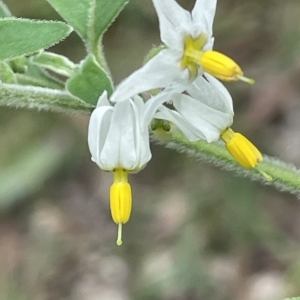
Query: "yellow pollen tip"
110 169 132 245
116 223 123 246
221 128 263 169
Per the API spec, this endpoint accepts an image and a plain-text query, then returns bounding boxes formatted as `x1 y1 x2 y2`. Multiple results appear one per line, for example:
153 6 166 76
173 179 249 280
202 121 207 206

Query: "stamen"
110 169 132 246
181 35 254 84
200 51 245 82
221 128 263 169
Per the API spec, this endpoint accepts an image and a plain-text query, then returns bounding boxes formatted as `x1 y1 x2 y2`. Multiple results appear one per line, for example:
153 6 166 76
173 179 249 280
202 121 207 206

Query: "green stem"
152 132 300 197
2 81 300 197
16 73 64 90
0 82 94 114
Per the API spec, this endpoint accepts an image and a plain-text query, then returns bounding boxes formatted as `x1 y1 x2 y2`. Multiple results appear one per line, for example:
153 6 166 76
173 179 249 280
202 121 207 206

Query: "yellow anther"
110 169 132 246
180 35 254 84
221 128 263 169
200 51 254 84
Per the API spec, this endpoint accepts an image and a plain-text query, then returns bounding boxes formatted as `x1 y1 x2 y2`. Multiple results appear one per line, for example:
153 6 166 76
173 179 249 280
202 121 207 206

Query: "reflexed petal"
152 0 192 49
111 50 186 103
132 95 144 115
101 100 137 170
204 73 233 111
131 97 152 168
142 89 180 126
173 94 233 142
155 107 200 141
139 127 152 169
192 0 217 39
186 75 233 115
88 106 113 168
96 90 110 107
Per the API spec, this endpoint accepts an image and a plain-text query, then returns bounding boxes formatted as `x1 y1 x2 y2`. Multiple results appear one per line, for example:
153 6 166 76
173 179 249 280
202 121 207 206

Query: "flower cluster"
88 0 267 245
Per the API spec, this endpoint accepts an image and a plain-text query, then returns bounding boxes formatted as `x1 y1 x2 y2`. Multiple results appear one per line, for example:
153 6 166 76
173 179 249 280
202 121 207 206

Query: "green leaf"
31 51 77 77
90 0 128 41
66 54 113 105
0 18 73 61
46 0 128 67
46 0 90 41
0 1 11 18
88 0 128 54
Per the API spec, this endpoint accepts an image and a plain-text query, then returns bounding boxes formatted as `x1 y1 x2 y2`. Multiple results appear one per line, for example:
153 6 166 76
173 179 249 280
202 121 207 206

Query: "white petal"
132 95 144 114
191 0 217 39
142 89 179 126
173 94 232 142
130 97 152 169
204 73 233 112
186 75 233 115
152 0 192 49
155 107 201 141
96 90 110 107
100 100 137 170
111 50 186 103
139 127 152 169
88 106 113 168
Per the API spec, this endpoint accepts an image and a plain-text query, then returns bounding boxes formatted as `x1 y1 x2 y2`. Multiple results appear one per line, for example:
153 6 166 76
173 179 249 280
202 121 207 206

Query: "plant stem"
0 82 94 114
152 132 300 197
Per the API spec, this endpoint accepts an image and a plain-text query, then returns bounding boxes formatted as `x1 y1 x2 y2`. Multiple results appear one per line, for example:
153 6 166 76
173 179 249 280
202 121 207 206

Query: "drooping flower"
88 91 151 245
111 0 253 103
154 74 264 172
88 90 174 245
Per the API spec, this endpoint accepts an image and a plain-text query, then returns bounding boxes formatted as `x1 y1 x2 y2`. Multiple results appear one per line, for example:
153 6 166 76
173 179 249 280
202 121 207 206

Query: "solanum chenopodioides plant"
0 0 300 247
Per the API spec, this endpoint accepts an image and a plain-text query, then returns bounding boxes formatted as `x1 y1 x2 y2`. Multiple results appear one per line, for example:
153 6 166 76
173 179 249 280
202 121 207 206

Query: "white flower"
88 91 151 172
111 0 253 103
154 74 266 174
87 90 174 245
155 73 234 143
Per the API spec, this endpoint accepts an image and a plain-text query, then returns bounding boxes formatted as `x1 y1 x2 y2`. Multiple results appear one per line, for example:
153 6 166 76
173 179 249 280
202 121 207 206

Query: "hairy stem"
0 82 94 114
152 132 300 197
1 81 300 197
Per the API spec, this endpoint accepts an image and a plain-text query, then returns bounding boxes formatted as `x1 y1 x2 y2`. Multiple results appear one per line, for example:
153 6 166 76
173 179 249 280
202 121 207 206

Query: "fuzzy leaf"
0 18 73 61
88 0 128 52
0 1 11 18
31 51 77 77
46 0 90 41
66 54 113 105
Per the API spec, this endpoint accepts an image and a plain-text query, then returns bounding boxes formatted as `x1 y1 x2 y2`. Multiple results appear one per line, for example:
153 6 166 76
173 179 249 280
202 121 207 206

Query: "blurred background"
1 0 300 299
